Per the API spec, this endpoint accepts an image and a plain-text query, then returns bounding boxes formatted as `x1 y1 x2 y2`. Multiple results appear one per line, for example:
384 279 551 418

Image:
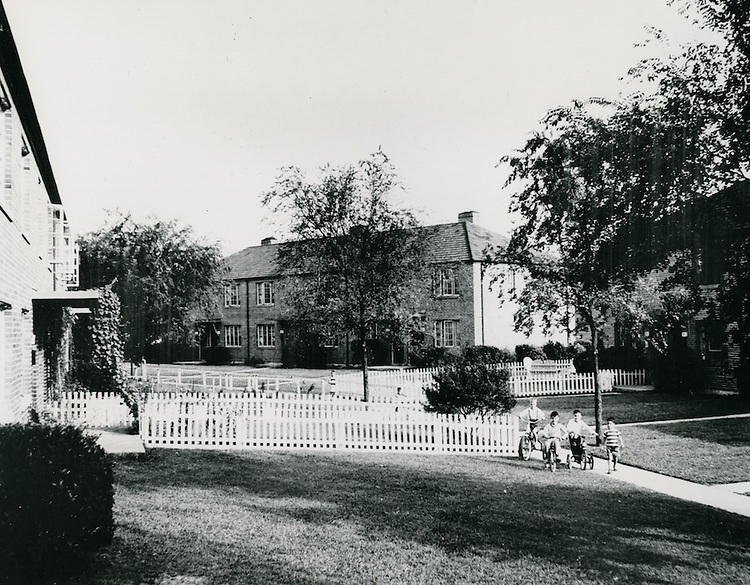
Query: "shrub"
651 344 706 394
461 345 515 364
120 377 155 432
408 345 457 367
514 344 545 361
0 423 114 583
203 345 232 365
424 357 515 418
542 341 577 361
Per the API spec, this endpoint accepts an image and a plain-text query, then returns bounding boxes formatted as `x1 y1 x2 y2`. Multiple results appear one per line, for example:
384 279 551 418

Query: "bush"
408 345 457 367
542 341 577 361
203 345 232 365
514 344 545 361
424 357 515 418
651 345 706 394
0 423 114 583
461 345 515 364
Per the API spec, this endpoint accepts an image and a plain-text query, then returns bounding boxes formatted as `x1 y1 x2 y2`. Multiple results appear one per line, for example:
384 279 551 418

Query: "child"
602 416 624 473
518 397 545 441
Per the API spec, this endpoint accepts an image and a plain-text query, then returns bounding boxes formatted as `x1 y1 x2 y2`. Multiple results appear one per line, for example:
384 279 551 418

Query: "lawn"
71 449 749 585
609 417 750 484
524 392 750 484
527 391 749 424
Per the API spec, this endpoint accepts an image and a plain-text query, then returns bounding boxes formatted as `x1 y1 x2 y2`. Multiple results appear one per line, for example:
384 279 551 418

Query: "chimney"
261 237 277 246
458 211 479 224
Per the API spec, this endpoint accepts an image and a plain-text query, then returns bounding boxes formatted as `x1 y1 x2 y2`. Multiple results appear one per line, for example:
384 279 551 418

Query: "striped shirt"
603 427 622 448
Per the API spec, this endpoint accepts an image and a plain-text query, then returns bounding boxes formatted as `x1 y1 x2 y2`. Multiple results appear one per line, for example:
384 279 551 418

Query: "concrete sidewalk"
87 429 145 454
586 458 750 518
541 449 750 518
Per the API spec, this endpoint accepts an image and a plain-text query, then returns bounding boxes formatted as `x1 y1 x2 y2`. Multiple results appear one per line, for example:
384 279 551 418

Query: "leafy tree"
629 3 750 394
262 150 429 401
496 95 718 434
669 0 750 168
424 349 515 418
78 214 225 364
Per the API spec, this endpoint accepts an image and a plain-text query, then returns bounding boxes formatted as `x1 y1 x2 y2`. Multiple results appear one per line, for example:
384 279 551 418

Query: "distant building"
0 3 91 422
204 211 566 367
688 181 749 391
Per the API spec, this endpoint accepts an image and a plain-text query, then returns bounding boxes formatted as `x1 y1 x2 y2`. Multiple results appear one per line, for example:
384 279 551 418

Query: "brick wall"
0 211 49 422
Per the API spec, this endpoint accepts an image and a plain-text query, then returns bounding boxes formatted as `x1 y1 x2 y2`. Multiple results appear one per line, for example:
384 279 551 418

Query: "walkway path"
608 412 750 517
620 412 750 426
88 429 145 454
586 457 750 518
530 448 750 518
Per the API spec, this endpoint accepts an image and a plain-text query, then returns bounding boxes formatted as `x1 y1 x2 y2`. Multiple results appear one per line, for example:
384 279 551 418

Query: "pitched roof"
0 4 62 205
225 220 509 280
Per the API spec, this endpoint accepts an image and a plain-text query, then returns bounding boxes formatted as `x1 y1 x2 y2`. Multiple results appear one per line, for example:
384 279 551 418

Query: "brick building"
0 3 85 422
687 181 749 391
205 211 562 367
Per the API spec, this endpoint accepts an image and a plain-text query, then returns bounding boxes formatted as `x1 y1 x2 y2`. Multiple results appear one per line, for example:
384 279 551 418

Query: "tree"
262 150 429 401
424 348 515 418
78 214 225 364
669 0 750 168
628 3 750 394
497 96 717 435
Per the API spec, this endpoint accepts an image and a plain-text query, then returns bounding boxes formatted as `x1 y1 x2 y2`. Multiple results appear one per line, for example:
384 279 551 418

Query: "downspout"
480 262 486 345
245 280 251 365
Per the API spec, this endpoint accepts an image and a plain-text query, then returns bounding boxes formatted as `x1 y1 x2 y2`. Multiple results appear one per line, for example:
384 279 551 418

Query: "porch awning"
32 289 101 310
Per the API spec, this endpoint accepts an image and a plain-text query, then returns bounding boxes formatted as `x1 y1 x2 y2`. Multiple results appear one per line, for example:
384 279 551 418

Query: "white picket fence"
139 392 518 455
50 391 134 428
335 364 648 400
139 368 305 394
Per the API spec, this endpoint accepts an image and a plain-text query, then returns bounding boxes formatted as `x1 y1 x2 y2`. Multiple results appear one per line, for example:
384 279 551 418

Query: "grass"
66 449 749 585
523 392 750 484
527 391 749 424
609 417 750 484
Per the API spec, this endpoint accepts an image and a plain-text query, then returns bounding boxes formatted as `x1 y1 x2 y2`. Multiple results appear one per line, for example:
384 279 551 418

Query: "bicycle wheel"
548 447 557 472
518 436 532 460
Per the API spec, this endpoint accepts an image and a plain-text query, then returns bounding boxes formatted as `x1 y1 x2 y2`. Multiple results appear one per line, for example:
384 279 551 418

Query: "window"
322 328 339 348
435 268 458 297
702 320 725 353
256 281 274 305
434 320 458 347
224 282 240 307
224 325 242 347
257 324 276 347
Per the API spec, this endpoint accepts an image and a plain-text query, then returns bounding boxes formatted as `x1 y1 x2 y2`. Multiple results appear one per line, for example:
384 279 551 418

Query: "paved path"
88 429 145 454
620 412 750 426
585 457 750 518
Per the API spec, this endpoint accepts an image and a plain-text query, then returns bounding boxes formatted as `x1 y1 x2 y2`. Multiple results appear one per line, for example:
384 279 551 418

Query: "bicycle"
544 438 563 472
517 429 539 460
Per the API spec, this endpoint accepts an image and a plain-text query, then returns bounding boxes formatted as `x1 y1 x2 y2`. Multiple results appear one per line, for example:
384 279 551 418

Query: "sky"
3 0 719 256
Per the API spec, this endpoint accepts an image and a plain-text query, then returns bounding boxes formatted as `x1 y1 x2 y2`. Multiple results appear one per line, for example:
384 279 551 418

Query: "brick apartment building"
205 211 562 367
0 3 86 423
687 181 749 391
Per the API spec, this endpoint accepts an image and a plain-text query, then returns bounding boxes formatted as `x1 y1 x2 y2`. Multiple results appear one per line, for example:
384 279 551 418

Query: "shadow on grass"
93 449 750 585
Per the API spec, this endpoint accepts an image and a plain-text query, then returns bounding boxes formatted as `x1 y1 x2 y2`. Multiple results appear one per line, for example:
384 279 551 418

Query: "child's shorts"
606 446 620 457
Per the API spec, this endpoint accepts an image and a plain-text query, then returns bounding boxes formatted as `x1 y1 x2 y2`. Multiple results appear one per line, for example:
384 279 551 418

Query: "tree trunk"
589 316 603 444
362 338 369 402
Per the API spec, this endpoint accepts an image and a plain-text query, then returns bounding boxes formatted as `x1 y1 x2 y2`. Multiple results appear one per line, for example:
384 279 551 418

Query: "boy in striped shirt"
602 416 624 473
